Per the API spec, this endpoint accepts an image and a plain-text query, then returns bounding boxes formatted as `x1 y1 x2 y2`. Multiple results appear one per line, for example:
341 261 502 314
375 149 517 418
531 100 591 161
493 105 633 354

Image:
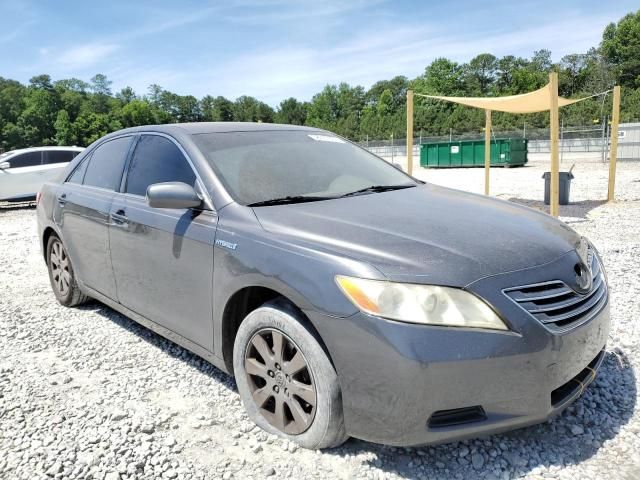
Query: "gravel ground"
1 159 639 480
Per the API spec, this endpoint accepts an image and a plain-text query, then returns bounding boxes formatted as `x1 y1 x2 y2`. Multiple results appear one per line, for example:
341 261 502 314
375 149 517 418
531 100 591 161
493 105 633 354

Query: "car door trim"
117 196 218 227
79 282 226 371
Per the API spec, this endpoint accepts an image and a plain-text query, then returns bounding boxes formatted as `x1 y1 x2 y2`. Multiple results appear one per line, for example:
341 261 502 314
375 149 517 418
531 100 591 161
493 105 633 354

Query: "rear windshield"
191 130 415 205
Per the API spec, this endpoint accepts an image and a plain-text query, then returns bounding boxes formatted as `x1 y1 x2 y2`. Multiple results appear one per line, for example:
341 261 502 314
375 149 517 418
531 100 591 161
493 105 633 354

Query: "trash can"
542 171 574 205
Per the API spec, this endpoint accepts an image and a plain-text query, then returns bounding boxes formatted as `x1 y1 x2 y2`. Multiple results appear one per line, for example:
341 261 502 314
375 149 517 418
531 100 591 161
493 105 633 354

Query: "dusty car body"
37 123 609 448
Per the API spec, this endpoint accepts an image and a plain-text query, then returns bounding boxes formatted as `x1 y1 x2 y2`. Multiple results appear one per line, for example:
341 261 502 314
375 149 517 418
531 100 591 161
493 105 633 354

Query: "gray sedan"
36 122 609 449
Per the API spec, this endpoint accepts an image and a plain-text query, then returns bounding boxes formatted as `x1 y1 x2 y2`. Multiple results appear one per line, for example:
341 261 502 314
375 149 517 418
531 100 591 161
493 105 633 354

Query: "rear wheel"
233 300 348 449
46 235 89 307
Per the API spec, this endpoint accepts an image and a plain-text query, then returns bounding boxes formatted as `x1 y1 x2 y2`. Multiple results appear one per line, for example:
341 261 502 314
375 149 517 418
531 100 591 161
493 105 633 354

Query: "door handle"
111 209 129 226
57 193 67 206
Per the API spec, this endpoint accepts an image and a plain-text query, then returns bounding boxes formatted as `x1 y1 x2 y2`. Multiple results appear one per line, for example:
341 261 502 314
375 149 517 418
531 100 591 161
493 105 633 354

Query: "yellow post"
549 72 560 217
406 89 414 175
607 85 621 202
484 109 492 195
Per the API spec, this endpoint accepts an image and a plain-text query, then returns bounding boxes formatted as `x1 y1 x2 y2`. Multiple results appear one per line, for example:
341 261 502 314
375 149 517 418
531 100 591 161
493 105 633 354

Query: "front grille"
503 251 607 333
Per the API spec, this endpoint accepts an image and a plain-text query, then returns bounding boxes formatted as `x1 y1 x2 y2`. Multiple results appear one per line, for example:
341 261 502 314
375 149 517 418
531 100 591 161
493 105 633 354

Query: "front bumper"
306 252 610 446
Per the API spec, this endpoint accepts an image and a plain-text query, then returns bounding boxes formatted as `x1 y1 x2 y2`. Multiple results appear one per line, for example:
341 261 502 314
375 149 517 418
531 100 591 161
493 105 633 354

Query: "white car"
0 146 84 201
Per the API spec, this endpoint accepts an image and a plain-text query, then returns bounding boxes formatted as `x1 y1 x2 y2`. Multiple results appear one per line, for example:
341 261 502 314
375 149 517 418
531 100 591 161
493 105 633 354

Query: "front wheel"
233 300 348 449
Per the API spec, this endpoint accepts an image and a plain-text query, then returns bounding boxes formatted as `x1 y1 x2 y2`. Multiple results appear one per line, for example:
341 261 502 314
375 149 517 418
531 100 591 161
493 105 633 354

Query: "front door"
108 134 216 350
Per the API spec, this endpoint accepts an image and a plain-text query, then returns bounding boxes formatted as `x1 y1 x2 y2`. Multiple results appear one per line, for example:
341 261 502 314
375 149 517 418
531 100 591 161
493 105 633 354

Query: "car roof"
1 146 84 156
115 122 321 136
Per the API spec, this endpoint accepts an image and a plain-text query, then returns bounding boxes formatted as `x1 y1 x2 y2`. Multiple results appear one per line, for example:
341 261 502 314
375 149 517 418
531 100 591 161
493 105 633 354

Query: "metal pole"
560 118 564 164
601 115 606 163
449 128 452 142
484 109 492 195
608 85 621 202
523 121 526 139
606 116 610 163
406 89 414 175
549 72 560 217
391 133 394 163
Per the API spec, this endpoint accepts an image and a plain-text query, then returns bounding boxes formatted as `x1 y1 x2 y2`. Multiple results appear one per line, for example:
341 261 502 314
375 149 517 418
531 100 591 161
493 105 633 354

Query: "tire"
233 299 348 449
46 234 89 307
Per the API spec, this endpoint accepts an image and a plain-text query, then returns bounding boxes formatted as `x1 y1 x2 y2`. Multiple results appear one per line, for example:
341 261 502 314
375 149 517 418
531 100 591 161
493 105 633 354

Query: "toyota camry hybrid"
37 122 609 449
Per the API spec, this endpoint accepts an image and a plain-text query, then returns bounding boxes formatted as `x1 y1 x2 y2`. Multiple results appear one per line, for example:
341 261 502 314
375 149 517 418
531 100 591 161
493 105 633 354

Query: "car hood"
253 184 581 286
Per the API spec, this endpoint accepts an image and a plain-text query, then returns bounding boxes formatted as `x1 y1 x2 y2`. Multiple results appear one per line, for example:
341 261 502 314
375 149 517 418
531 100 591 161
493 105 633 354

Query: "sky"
1 0 637 105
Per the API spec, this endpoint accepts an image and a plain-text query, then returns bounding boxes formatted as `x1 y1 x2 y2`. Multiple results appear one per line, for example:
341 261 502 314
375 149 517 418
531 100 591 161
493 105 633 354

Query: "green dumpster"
420 138 528 168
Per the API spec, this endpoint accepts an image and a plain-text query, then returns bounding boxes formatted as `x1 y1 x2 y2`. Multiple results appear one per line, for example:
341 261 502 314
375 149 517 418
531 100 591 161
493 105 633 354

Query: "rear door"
109 133 217 349
36 150 81 189
0 150 43 200
54 137 133 300
43 149 79 171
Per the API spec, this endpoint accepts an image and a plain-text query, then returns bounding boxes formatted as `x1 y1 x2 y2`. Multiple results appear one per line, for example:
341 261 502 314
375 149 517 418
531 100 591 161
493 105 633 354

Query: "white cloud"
199 11 618 104
0 18 37 43
8 0 625 106
59 43 119 68
0 0 38 43
119 7 222 40
220 0 383 24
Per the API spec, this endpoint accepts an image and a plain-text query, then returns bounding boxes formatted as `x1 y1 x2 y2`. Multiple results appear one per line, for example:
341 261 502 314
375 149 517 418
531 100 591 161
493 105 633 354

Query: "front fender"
211 204 384 361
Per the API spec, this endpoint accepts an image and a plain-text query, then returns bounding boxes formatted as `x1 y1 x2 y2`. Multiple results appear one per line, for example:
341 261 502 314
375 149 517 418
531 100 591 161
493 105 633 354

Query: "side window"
43 150 75 165
8 151 42 168
67 157 89 184
125 135 197 197
83 137 132 190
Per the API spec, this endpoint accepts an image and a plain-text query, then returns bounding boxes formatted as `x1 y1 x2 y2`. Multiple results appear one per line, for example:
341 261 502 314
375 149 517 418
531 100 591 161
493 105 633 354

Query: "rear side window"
67 157 89 184
8 151 42 168
43 150 76 165
125 135 196 196
83 137 132 190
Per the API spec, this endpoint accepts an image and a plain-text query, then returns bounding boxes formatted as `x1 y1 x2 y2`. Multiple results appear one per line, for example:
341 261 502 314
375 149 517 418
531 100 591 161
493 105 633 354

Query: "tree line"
1 10 639 151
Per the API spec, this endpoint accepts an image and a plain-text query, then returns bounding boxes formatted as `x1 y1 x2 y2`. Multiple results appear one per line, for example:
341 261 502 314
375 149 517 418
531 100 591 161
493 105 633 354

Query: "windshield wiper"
339 184 416 198
247 184 417 206
247 195 336 207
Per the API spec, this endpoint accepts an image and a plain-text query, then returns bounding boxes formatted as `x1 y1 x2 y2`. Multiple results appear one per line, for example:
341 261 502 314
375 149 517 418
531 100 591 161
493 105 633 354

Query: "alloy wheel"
244 328 317 435
50 239 71 297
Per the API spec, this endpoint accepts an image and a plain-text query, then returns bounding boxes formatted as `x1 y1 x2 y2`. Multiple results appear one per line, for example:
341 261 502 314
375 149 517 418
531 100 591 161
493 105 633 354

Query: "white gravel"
1 159 639 480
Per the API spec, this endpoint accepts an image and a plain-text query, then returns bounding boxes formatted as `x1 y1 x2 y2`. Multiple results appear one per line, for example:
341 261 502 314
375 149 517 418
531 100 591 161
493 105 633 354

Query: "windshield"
192 130 416 206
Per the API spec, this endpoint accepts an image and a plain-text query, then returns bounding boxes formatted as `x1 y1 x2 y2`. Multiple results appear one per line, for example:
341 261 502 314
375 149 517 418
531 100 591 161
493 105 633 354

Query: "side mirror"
0 161 10 170
392 162 404 172
146 182 202 209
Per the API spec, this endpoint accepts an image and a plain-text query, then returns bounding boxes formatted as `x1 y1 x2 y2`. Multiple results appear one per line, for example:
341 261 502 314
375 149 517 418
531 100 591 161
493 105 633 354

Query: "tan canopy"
406 77 620 218
417 84 586 113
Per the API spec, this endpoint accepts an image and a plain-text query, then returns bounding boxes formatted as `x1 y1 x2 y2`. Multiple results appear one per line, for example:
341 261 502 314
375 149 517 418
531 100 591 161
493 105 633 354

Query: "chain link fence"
358 122 640 163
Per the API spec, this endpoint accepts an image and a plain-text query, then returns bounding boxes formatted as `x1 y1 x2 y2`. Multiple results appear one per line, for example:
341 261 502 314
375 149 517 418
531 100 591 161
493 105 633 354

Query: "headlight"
335 276 508 330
